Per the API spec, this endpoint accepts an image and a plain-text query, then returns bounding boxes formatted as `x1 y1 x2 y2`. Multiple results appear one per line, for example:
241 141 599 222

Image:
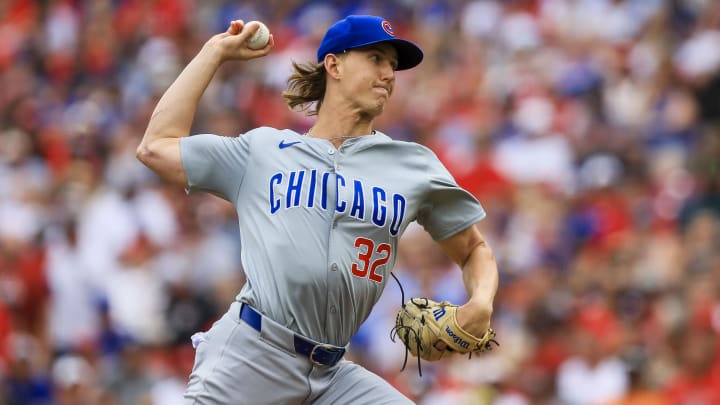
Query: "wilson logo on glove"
445 326 470 349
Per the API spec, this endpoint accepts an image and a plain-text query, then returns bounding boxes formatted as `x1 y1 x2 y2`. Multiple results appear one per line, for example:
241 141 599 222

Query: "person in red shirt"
664 328 720 404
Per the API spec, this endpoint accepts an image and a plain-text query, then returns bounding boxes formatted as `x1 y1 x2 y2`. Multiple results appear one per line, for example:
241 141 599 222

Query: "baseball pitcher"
137 14 499 404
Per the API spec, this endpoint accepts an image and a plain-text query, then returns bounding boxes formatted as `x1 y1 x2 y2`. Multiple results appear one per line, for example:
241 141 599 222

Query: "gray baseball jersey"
180 127 485 347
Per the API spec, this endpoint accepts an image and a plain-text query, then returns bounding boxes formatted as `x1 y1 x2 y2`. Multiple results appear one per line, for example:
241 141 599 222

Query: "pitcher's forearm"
142 44 224 145
462 243 498 306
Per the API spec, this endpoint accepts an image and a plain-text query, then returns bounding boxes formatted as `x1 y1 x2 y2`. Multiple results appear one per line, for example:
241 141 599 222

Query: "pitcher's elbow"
136 142 153 165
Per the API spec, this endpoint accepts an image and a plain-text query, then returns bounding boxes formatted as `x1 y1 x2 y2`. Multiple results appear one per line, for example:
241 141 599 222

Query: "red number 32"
351 237 391 283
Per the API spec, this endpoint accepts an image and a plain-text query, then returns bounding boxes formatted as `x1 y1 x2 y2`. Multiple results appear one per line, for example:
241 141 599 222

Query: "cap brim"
387 39 424 70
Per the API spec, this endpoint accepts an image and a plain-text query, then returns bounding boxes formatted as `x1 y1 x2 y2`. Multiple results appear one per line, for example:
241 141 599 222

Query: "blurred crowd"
1 0 719 404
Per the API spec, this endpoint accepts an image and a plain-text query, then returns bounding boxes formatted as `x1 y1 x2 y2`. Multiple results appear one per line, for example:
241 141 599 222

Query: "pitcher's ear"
324 52 344 80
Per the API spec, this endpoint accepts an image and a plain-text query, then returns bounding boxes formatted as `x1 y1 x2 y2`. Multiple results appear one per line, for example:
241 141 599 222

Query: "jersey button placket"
326 147 343 333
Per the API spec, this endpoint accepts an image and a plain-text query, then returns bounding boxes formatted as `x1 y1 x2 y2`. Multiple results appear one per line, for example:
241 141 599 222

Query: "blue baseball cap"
317 15 423 70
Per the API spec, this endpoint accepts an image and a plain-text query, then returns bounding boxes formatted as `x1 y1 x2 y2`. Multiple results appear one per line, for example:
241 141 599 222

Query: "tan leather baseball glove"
391 297 498 375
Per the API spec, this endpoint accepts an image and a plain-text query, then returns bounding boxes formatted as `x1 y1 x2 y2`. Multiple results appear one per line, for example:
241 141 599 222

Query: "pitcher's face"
336 43 399 117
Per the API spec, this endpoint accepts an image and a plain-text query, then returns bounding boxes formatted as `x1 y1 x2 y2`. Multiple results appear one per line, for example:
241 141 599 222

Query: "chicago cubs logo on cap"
316 15 423 70
382 21 395 36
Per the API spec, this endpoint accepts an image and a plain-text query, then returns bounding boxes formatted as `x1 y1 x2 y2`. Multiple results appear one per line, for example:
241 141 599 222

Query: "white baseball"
246 21 270 50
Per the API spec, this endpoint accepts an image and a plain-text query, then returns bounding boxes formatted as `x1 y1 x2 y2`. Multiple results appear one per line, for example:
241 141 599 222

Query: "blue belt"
239 303 346 367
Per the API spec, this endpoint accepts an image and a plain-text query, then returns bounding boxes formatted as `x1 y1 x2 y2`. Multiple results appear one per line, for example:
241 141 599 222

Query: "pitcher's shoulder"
375 133 439 158
242 126 301 138
238 127 304 146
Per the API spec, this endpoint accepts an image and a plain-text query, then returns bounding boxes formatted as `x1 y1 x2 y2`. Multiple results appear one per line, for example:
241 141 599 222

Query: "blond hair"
282 61 327 116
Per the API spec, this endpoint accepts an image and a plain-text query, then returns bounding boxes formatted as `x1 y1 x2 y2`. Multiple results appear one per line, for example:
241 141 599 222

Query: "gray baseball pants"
184 301 414 404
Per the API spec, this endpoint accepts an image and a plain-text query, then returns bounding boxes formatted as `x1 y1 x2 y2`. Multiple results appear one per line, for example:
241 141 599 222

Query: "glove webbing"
388 272 425 376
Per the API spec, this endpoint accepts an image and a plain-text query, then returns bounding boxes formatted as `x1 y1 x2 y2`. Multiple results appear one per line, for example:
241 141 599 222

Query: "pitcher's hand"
205 20 275 62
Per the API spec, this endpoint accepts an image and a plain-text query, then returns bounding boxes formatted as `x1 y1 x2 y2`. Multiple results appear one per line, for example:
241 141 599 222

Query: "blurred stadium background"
1 0 719 404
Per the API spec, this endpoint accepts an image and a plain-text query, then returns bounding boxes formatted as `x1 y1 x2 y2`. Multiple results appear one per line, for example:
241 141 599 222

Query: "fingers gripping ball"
246 21 270 50
393 298 498 364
